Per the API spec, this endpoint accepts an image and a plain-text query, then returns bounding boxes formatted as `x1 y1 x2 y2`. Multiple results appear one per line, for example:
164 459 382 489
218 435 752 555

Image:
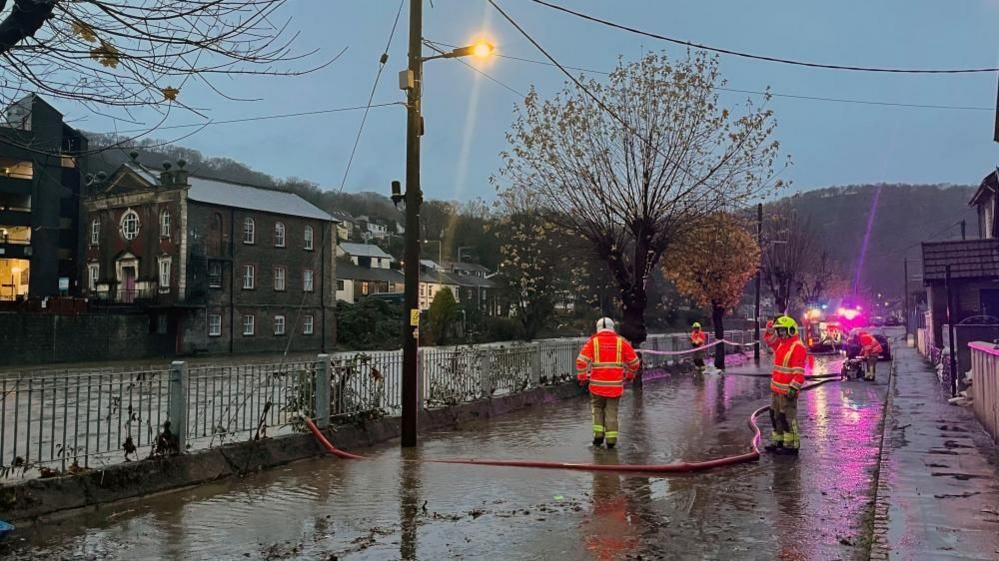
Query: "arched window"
120 209 140 241
243 217 255 244
160 209 171 239
303 225 314 250
274 221 286 247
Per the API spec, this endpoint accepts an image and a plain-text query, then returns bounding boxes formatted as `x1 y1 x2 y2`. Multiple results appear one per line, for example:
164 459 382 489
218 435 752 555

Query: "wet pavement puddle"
6 356 889 561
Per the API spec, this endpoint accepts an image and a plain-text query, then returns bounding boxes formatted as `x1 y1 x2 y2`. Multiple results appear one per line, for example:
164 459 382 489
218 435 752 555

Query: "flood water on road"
10 355 888 561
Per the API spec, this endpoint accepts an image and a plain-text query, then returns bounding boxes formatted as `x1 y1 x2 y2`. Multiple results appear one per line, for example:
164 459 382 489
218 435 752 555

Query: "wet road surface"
8 355 889 561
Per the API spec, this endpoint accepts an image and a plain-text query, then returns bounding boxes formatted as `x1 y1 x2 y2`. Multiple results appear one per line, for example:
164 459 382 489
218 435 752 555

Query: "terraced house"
83 155 338 354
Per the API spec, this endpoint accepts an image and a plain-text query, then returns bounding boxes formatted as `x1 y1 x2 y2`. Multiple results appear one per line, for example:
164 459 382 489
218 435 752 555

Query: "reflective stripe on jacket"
858 332 882 357
576 331 641 398
769 337 807 396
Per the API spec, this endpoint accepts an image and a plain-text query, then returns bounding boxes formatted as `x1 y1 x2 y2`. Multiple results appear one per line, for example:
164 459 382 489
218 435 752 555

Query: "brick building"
83 156 337 354
0 94 88 300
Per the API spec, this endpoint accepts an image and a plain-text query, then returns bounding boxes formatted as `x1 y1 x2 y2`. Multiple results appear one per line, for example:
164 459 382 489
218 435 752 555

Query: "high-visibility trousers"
591 394 621 443
769 393 800 449
864 355 877 380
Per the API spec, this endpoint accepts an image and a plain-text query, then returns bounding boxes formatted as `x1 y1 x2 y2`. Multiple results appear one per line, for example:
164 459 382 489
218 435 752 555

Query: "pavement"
7 353 894 561
872 344 999 561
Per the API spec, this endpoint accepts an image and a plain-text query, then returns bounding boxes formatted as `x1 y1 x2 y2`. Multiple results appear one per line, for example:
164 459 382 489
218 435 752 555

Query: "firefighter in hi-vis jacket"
764 315 808 455
689 322 707 371
576 318 641 449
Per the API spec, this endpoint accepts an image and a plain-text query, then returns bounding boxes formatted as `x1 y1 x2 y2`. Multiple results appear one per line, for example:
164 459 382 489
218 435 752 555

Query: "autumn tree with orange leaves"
664 213 760 369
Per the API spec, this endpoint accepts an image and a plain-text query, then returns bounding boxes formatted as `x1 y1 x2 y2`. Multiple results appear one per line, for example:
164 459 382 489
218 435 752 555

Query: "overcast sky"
65 0 999 202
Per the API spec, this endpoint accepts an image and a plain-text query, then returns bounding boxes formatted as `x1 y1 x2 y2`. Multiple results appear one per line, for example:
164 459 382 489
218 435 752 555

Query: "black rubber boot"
592 436 604 447
606 441 616 450
764 442 781 452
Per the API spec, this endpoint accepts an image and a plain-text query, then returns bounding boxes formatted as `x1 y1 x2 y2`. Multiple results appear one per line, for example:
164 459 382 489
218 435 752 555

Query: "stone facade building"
83 157 337 354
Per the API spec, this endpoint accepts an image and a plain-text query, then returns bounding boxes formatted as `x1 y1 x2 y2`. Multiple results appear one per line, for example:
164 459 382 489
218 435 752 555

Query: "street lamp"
422 40 495 61
396 0 494 448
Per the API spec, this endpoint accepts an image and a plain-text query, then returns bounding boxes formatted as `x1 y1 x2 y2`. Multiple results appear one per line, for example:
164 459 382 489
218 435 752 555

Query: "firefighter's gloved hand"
578 378 588 387
787 387 799 399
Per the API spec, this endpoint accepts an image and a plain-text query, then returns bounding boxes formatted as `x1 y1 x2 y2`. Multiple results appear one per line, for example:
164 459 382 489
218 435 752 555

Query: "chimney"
160 161 173 187
174 159 189 187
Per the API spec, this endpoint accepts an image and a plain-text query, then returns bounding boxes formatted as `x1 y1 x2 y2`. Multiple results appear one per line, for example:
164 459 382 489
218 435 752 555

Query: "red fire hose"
304 375 843 474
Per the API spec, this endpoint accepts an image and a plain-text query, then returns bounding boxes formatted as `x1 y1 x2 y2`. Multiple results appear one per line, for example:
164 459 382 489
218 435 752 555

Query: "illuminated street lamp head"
471 40 494 59
448 41 494 59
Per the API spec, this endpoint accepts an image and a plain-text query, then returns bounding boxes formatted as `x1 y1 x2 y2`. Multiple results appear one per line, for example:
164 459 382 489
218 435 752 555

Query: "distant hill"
775 184 977 298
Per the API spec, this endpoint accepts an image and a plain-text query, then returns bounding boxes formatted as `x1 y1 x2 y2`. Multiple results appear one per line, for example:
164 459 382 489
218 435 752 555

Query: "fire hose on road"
304 339 844 474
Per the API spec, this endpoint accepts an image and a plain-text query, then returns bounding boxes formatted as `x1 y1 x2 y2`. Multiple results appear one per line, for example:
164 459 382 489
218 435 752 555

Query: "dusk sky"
66 0 999 202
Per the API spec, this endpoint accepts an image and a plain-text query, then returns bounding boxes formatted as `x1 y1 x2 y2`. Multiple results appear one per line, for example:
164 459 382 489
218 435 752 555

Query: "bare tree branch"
0 0 337 140
495 51 787 344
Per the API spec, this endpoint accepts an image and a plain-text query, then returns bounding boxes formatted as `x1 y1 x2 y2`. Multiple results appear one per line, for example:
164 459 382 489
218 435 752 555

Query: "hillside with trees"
775 184 977 299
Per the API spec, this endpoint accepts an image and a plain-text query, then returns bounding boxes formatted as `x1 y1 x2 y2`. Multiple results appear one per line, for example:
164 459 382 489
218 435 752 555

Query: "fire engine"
801 306 844 352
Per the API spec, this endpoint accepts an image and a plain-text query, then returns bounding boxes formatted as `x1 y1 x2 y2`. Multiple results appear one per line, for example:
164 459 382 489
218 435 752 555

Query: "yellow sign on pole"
410 309 420 327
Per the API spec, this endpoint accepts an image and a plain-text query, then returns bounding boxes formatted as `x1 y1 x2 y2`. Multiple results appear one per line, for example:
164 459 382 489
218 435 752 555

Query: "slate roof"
336 259 404 283
450 274 498 289
119 162 334 221
418 268 459 286
441 260 491 275
922 239 999 282
123 161 160 185
340 242 393 259
187 176 333 221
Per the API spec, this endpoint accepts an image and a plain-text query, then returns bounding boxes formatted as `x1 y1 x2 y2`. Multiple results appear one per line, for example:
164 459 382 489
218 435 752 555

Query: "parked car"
845 332 891 361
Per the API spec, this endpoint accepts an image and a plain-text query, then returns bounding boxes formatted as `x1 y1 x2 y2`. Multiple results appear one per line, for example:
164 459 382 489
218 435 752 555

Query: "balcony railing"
93 285 165 305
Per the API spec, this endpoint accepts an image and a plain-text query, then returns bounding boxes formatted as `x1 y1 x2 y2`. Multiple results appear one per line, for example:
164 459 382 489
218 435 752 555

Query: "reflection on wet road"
11 355 888 561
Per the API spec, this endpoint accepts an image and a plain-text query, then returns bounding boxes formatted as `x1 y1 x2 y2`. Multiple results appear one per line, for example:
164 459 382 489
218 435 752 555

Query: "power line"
338 0 406 194
527 0 999 74
486 0 705 183
111 103 403 134
429 40 992 112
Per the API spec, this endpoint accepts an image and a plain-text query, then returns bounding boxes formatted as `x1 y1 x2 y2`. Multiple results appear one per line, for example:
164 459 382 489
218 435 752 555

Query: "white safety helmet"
596 317 616 332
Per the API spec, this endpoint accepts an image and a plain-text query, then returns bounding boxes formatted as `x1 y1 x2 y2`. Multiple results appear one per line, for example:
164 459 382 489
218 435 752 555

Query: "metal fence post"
532 343 542 387
316 355 331 429
169 361 187 454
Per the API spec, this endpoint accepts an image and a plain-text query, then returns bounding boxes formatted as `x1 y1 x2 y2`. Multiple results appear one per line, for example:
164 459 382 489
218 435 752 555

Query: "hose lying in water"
304 375 844 474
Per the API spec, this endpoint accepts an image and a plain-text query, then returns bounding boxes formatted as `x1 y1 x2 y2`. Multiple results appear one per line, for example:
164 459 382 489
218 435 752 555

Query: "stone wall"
0 311 173 366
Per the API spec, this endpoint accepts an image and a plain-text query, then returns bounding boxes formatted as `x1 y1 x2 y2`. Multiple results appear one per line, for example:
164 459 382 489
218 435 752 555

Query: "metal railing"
969 341 999 444
1 367 172 475
1 330 754 480
92 285 164 305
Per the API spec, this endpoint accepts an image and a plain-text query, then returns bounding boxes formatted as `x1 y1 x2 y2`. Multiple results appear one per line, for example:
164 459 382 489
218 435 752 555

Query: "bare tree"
495 51 786 344
761 203 819 315
797 250 848 305
0 1 334 122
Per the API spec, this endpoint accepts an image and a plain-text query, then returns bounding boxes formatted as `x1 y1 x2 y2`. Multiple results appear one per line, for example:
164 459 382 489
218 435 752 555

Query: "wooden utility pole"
401 0 423 447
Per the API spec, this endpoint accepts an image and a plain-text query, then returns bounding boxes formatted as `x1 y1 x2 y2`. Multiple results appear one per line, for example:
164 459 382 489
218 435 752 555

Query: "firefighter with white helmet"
576 318 640 449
